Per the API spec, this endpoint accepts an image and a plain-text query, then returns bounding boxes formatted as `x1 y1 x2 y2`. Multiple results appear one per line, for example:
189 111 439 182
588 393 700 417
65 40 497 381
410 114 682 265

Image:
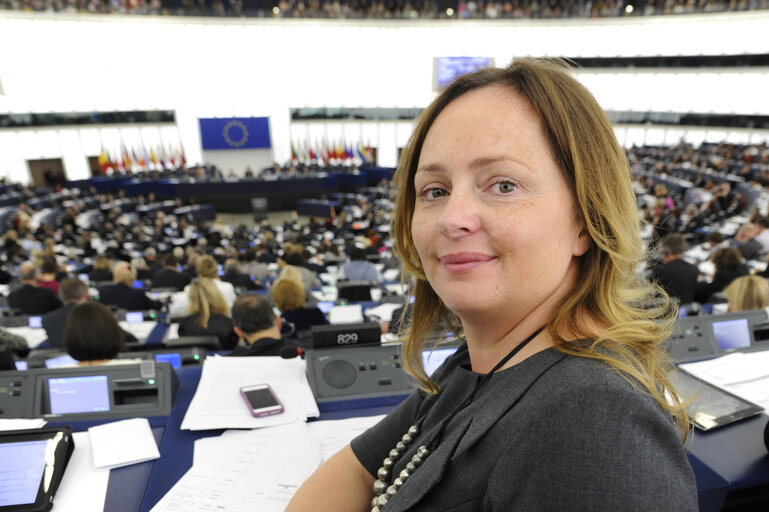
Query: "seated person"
649 234 699 304
338 246 383 283
64 302 138 366
222 258 261 290
38 256 61 295
724 275 769 312
8 261 63 315
177 280 238 350
228 294 289 356
0 326 29 356
152 253 190 291
168 255 237 317
44 277 138 349
89 256 113 283
281 243 321 293
271 278 328 334
98 262 163 311
695 247 750 304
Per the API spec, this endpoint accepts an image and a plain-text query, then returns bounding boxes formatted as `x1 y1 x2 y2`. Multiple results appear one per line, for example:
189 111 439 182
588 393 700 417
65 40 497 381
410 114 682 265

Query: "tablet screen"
670 369 764 430
48 375 110 415
0 440 48 507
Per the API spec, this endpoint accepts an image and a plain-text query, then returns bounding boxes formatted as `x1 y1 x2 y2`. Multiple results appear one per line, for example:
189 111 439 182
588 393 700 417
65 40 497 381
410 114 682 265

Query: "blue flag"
199 117 272 150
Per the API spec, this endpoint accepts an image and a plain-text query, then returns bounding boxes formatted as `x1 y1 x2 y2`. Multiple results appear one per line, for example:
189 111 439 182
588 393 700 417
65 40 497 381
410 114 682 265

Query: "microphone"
279 346 304 359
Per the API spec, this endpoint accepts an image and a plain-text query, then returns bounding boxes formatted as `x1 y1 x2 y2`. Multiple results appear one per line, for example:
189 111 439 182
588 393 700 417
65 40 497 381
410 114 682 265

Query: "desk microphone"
279 347 304 359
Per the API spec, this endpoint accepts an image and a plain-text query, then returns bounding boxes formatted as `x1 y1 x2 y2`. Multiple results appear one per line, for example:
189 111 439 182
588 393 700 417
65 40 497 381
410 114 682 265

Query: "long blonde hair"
392 58 687 435
724 275 769 312
187 278 230 328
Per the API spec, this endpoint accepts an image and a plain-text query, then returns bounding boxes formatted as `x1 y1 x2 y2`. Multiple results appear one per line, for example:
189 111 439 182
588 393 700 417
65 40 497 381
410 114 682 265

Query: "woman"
695 246 749 304
64 302 126 365
177 279 238 349
168 255 237 317
724 275 769 312
270 278 327 334
287 59 696 510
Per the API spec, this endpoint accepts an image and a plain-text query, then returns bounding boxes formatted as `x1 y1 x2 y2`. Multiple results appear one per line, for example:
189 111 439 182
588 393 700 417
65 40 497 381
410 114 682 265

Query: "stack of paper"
180 356 318 431
150 432 323 512
151 415 385 512
88 418 160 469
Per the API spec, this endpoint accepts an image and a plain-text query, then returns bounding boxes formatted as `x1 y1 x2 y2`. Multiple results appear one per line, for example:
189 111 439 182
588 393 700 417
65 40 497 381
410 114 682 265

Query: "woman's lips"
439 253 497 274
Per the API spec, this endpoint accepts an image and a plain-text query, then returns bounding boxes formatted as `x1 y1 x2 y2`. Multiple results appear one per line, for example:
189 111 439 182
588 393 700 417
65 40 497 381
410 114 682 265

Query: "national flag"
150 147 158 167
290 139 298 161
98 146 109 173
123 144 132 170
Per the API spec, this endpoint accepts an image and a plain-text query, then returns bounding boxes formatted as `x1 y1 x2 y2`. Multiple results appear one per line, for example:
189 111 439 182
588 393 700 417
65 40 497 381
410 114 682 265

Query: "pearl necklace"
370 325 547 511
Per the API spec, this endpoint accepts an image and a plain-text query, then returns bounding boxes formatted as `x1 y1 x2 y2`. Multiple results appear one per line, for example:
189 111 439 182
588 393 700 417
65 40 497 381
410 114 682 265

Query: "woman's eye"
421 187 447 199
494 180 517 194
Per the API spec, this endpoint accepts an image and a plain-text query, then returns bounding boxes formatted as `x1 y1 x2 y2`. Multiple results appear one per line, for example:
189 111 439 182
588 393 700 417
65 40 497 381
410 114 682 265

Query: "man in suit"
99 262 163 311
7 261 63 315
651 234 700 304
222 258 261 290
228 294 287 356
42 277 88 348
151 254 190 291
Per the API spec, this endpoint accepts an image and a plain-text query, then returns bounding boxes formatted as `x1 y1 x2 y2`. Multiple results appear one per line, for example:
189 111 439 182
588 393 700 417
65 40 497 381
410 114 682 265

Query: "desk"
129 366 769 512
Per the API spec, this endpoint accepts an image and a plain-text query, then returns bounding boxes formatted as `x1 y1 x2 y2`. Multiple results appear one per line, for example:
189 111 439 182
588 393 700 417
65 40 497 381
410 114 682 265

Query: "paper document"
680 350 769 410
4 326 49 349
88 418 160 469
119 321 159 342
181 357 316 430
0 418 47 431
307 415 385 460
150 433 322 512
53 431 111 512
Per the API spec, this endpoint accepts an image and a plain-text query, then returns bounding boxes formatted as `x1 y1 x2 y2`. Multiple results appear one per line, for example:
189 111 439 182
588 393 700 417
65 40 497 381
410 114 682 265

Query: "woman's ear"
573 227 591 257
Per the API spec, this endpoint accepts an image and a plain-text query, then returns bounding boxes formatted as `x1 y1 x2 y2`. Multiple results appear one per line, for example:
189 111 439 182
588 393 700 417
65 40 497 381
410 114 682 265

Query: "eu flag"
199 117 272 150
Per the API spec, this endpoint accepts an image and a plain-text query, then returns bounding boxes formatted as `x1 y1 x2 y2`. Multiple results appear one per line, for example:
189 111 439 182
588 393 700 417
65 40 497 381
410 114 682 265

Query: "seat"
164 335 221 351
337 280 373 302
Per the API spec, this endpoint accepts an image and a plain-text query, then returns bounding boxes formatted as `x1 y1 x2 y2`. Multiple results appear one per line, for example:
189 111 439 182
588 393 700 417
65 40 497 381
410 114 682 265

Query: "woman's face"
411 85 589 325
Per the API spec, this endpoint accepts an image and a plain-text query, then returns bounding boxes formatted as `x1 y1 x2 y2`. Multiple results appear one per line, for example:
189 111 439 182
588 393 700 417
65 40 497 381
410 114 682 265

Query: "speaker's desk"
131 365 769 512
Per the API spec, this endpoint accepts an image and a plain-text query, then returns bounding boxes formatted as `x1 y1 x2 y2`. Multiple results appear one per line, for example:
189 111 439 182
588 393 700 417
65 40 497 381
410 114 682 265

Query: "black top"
651 258 700 304
227 337 285 357
152 268 191 291
282 307 328 333
8 284 63 315
695 264 750 303
42 303 138 348
98 283 162 311
176 313 238 350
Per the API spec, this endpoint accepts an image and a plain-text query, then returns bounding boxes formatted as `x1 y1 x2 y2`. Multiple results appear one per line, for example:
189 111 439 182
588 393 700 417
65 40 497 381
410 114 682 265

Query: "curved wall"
0 11 768 182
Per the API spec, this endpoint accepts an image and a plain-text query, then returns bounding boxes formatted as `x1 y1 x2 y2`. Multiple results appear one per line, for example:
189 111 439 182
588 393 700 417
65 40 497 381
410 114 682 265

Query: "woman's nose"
437 188 481 238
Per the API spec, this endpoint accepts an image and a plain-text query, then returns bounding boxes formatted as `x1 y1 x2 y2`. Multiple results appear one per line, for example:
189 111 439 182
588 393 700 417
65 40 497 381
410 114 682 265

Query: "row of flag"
290 139 375 165
97 144 187 174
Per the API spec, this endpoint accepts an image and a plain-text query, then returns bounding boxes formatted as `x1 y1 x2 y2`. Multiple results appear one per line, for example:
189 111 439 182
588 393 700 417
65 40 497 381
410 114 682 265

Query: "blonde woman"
288 59 696 511
724 275 769 312
270 278 327 334
168 255 237 317
177 279 237 349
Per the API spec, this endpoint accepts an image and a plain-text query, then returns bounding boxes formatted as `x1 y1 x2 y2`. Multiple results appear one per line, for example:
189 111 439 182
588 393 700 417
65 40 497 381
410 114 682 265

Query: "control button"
394 362 401 368
12 381 22 387
688 346 698 352
378 378 392 386
369 363 377 370
359 364 366 371
0 408 3 414
11 390 20 396
392 354 399 360
696 332 703 337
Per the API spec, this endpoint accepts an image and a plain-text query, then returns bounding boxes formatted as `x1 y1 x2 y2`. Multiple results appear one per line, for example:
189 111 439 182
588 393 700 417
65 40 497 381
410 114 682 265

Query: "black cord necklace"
370 324 547 511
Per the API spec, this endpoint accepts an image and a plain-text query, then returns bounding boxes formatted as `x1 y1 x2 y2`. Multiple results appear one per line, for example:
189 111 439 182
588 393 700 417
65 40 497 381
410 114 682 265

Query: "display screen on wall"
199 117 272 150
434 57 494 90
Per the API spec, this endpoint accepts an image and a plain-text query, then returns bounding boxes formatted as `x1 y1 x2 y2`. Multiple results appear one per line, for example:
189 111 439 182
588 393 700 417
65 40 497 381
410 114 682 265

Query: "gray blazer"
352 345 698 511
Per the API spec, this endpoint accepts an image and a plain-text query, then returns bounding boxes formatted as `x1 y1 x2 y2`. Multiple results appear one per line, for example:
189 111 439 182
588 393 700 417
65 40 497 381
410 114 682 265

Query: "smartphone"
239 384 284 418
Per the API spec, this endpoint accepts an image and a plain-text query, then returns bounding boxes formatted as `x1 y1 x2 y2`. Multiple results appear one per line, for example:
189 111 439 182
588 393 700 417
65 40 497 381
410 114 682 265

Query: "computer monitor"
154 352 182 369
125 311 144 324
711 318 752 351
28 316 42 329
421 347 458 377
44 355 79 369
132 279 144 289
317 301 335 315
47 375 110 415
